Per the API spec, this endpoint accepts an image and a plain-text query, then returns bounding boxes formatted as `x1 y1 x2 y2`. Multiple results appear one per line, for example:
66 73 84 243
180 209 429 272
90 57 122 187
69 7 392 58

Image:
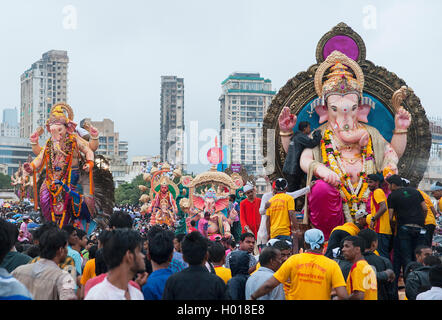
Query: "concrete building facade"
160 76 184 169
419 116 442 192
20 50 69 140
219 72 275 176
84 118 129 182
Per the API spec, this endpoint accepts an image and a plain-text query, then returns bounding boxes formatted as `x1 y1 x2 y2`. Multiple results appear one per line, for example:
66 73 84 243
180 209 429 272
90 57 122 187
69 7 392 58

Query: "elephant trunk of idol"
332 116 366 145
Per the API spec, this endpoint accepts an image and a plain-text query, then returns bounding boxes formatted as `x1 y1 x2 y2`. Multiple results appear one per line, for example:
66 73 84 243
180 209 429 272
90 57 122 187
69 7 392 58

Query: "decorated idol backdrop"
262 22 431 239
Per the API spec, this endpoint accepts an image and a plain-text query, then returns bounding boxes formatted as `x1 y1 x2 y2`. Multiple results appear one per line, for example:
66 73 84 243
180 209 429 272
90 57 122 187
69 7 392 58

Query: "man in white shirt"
85 228 145 300
245 246 285 300
417 265 442 300
257 180 313 248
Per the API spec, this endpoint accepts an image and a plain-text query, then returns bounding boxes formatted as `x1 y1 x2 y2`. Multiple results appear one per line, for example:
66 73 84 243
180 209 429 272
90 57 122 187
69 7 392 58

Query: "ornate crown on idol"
314 50 365 103
321 62 362 100
46 104 74 128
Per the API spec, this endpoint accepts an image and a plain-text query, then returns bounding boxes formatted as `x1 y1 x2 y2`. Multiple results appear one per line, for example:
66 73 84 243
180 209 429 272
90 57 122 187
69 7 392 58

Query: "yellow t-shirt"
346 259 378 300
80 258 96 286
439 198 442 212
253 262 291 297
214 266 232 284
266 193 295 239
419 190 436 226
273 252 346 300
330 222 360 236
370 189 392 235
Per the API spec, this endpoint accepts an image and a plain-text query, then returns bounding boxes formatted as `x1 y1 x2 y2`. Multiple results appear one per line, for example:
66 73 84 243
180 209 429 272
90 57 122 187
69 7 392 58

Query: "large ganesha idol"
262 23 431 240
182 165 240 240
23 104 98 231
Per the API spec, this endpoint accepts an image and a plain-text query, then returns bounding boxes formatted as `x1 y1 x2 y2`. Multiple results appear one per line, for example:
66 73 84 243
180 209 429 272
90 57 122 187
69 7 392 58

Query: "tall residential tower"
219 72 275 176
160 76 185 168
20 50 69 139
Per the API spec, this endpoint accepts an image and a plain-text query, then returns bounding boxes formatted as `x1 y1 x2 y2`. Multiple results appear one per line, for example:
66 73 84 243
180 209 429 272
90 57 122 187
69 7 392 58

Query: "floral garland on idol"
44 134 77 228
320 129 374 220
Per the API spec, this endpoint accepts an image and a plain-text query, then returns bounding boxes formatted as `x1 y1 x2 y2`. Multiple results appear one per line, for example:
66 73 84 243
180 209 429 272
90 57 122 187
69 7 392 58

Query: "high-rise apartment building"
219 72 276 176
20 50 69 139
419 116 442 192
3 108 18 127
160 76 185 168
1 108 19 137
84 118 128 163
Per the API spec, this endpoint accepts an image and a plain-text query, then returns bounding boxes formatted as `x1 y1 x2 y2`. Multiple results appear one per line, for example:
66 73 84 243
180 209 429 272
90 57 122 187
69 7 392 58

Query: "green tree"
114 174 150 206
0 173 11 189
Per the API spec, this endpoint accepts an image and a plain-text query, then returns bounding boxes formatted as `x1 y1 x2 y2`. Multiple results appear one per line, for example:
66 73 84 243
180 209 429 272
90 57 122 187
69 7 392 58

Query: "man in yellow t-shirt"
208 241 232 284
250 229 348 300
266 178 301 243
324 209 367 259
418 189 437 247
342 235 377 300
367 174 392 260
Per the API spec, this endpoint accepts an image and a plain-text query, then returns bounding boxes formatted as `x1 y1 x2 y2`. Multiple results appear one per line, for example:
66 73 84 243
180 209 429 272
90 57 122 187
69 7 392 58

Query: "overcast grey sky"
0 0 440 174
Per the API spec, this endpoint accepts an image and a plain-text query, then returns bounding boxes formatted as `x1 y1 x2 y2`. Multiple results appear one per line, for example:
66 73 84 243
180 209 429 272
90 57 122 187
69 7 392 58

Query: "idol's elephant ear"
312 98 328 123
193 195 205 211
66 121 78 134
357 96 376 123
215 198 229 213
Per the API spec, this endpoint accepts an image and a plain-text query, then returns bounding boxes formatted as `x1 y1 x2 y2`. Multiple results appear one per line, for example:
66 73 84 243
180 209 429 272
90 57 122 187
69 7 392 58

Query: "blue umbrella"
7 219 16 223
13 214 22 219
28 222 40 229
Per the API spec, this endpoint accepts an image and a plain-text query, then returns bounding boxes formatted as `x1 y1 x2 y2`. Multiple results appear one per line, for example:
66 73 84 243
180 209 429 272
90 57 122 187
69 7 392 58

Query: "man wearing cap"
250 229 348 300
366 173 392 260
240 183 261 240
265 178 301 245
430 182 442 214
324 209 367 259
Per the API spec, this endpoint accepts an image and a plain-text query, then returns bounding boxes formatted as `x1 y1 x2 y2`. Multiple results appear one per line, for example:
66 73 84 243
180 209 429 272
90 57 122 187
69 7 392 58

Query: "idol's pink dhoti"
307 180 344 241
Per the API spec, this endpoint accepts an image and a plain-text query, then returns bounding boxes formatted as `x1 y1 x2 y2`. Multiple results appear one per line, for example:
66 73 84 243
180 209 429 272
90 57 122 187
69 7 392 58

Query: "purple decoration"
323 35 359 61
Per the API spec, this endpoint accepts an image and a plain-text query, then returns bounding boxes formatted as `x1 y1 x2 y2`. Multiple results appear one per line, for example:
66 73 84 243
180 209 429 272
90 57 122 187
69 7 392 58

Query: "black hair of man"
0 218 13 263
148 230 174 265
298 121 310 132
259 246 280 267
423 255 442 267
386 174 403 187
208 240 226 264
344 235 366 254
229 194 236 202
4 220 18 250
33 221 59 242
97 229 112 247
76 228 87 240
414 244 432 256
367 173 383 183
240 232 255 242
61 224 77 237
39 228 69 260
147 224 167 242
181 231 208 266
272 240 292 252
88 244 98 260
190 220 196 227
103 228 142 270
429 265 442 287
109 211 133 229
175 233 186 243
94 248 107 275
358 228 378 251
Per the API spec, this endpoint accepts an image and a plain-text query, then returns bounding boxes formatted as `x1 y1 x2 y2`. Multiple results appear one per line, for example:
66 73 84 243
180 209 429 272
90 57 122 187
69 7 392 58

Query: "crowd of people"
0 176 441 301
